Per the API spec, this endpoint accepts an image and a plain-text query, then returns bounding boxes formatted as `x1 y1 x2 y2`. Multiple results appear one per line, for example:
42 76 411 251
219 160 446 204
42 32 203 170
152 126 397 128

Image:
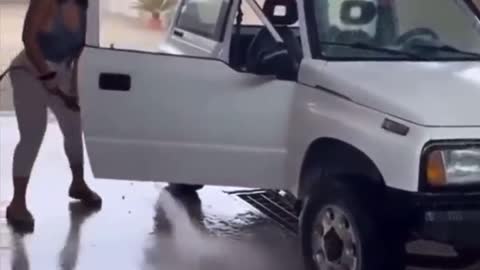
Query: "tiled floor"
0 115 303 270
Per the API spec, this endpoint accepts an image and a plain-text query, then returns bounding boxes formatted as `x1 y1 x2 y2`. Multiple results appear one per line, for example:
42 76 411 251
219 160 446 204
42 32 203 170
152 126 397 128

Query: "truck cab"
78 0 480 269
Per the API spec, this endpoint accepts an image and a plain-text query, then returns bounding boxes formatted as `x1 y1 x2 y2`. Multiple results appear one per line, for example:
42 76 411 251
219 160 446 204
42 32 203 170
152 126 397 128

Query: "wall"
0 2 27 112
102 0 140 18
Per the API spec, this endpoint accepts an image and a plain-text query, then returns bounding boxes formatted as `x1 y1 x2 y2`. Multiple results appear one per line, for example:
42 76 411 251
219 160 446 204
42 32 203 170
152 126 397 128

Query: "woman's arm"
22 0 55 76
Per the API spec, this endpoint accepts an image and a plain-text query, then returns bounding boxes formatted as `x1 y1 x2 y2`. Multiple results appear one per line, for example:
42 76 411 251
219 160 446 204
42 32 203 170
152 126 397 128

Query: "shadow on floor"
10 202 100 270
407 253 478 269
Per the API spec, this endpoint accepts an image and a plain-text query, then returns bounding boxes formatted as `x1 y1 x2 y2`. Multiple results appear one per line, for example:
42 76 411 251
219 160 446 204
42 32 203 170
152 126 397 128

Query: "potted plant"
133 0 178 30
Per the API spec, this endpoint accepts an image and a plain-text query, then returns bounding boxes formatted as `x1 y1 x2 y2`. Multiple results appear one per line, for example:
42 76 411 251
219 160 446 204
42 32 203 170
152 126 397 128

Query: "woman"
6 0 101 231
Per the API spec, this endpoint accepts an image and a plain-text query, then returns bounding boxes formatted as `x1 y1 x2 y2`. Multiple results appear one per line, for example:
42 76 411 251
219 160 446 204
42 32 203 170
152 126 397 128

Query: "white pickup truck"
78 0 480 269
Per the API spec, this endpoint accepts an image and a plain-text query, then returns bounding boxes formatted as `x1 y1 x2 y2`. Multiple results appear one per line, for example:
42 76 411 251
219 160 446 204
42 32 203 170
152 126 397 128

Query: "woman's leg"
8 69 49 222
47 80 102 207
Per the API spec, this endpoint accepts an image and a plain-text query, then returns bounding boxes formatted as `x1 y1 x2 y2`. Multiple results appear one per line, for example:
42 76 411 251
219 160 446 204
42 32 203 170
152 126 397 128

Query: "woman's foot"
5 204 34 233
68 180 102 209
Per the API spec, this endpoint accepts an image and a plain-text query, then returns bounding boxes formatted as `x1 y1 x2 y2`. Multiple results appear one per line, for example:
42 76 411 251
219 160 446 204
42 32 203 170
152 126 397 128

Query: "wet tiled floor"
0 115 302 270
1 115 480 270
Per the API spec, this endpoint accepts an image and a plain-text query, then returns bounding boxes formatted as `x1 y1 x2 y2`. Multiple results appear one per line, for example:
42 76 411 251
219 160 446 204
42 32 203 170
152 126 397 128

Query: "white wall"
102 0 139 17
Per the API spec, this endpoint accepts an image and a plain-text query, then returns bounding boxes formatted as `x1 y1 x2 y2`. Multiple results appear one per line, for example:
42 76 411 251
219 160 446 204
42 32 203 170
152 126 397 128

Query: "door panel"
78 47 296 189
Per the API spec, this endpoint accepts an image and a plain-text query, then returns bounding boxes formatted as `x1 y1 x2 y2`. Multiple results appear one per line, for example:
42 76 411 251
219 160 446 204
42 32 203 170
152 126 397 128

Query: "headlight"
426 147 480 186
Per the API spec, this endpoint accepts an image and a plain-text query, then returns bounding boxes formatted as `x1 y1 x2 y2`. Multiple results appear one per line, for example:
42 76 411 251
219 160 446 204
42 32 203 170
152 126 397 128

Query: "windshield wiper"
410 44 480 58
318 41 427 60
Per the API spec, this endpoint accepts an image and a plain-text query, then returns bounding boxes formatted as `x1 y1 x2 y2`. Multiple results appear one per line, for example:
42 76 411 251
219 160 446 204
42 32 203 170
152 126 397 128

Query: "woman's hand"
43 79 62 96
56 92 80 112
39 72 80 112
63 96 80 112
39 71 60 93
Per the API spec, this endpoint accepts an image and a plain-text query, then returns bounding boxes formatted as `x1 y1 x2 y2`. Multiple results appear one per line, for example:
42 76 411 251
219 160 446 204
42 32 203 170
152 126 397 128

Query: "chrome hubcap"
311 206 359 270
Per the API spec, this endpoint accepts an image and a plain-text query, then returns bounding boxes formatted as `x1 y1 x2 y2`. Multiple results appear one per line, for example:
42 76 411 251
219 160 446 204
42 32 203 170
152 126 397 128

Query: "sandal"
69 188 102 209
5 206 34 233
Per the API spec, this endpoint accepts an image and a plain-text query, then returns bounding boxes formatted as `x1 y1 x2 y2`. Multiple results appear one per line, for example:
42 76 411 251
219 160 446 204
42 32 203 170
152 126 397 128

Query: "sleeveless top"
37 0 87 64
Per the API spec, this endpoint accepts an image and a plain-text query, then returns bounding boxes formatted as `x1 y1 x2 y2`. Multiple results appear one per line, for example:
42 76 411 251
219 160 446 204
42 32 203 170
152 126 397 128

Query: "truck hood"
306 61 480 127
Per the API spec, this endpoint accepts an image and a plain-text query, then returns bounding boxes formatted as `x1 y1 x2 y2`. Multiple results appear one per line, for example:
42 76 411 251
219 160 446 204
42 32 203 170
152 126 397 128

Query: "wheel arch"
297 137 386 199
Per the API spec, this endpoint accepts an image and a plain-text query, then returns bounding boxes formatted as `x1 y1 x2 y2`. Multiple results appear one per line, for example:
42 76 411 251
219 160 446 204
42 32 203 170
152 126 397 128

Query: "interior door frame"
86 0 100 46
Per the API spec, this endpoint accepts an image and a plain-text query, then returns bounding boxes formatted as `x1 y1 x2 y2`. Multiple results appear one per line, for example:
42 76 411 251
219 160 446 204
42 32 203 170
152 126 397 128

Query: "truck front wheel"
455 247 480 262
300 177 406 270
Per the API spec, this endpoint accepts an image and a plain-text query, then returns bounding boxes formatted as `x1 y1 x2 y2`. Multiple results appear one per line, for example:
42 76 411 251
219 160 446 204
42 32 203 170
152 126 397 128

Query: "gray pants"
9 51 83 177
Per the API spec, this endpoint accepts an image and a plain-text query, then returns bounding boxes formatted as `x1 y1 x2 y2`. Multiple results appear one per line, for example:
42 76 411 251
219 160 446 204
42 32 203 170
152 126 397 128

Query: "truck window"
240 0 264 25
175 0 233 41
394 0 480 52
238 0 298 26
98 0 178 52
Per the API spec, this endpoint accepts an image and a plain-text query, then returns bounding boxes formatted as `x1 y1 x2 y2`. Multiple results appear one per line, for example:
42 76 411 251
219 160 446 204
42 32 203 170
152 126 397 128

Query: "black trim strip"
314 84 352 101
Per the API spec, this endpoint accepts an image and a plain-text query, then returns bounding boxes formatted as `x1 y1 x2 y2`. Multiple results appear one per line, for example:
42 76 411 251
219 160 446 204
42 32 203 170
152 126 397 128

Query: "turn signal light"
426 150 447 186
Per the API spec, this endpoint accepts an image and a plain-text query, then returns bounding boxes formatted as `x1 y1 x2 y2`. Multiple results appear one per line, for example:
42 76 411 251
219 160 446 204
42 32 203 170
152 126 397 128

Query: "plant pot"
147 11 163 30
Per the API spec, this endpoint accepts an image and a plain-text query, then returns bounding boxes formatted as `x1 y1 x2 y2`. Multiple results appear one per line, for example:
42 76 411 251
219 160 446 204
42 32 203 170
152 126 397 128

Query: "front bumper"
420 210 480 248
388 189 480 248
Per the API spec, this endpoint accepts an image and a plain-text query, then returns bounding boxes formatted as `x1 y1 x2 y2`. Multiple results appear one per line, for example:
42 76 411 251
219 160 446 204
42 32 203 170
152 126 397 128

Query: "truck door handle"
99 73 131 91
173 30 184 37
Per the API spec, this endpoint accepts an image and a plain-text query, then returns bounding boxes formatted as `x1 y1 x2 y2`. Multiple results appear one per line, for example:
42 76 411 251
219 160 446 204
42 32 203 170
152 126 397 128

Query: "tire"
167 183 204 194
455 247 480 262
300 175 406 270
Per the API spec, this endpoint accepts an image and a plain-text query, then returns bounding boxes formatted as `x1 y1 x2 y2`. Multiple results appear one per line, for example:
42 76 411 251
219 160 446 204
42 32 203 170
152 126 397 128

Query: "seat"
324 0 398 56
323 0 377 57
245 0 302 80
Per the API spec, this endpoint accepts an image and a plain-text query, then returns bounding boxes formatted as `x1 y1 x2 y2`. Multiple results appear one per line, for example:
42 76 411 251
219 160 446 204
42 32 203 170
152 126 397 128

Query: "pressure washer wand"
0 67 80 112
51 87 80 112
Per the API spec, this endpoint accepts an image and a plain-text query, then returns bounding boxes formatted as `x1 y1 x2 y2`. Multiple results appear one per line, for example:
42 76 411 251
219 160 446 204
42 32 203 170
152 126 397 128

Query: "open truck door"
77 0 295 188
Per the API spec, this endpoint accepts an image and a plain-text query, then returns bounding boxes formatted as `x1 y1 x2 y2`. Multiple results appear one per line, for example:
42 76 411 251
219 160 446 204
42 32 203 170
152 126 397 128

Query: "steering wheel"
395 28 439 46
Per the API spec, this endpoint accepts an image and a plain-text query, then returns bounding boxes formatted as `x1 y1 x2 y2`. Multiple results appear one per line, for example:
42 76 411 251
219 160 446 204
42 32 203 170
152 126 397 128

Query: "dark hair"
76 0 88 8
58 0 88 8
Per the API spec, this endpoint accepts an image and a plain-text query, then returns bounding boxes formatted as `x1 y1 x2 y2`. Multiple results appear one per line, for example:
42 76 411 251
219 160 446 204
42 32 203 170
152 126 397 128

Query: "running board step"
233 189 299 234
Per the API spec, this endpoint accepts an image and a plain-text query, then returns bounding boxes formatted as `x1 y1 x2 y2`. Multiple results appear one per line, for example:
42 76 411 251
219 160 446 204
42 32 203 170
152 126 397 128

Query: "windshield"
306 0 480 60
